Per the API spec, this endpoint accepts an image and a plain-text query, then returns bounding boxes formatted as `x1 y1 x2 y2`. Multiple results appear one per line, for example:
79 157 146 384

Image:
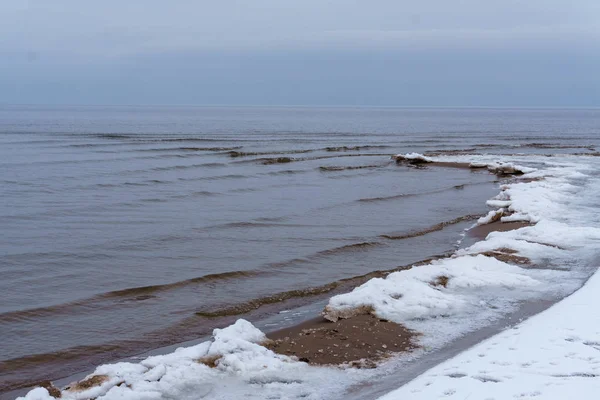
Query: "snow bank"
323 254 543 323
379 262 600 400
17 320 348 400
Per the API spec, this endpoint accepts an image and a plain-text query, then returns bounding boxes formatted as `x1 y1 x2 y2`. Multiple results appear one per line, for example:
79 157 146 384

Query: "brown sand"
266 315 416 367
64 375 109 392
468 221 532 240
38 381 61 398
480 250 531 265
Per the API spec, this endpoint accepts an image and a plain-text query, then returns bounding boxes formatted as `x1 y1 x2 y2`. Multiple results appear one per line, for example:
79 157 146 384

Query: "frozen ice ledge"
18 153 600 400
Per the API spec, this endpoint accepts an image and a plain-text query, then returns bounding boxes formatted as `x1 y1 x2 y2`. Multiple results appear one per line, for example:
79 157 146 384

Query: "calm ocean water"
1 105 599 392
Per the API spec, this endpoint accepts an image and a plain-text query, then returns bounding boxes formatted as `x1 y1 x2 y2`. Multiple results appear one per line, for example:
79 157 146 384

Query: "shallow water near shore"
1 105 600 395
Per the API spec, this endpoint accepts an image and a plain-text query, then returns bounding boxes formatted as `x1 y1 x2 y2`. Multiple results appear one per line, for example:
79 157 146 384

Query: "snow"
378 266 600 400
394 152 433 162
16 154 600 400
469 161 535 175
324 254 546 323
477 208 505 225
17 319 350 400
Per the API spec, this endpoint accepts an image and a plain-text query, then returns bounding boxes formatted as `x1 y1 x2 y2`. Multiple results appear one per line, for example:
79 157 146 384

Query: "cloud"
0 0 598 106
1 0 598 57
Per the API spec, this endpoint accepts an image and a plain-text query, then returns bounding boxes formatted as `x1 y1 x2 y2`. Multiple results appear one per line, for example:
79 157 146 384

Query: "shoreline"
262 218 531 370
2 215 534 400
0 217 528 400
3 158 537 400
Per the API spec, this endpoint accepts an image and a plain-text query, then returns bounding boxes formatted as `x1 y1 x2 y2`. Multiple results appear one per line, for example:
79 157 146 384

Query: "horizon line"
1 103 599 110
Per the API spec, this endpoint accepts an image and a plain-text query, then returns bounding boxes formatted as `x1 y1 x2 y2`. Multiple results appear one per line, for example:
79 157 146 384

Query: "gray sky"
1 0 599 106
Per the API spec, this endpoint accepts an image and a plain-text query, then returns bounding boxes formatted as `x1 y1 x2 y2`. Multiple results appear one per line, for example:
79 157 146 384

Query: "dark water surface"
1 106 599 392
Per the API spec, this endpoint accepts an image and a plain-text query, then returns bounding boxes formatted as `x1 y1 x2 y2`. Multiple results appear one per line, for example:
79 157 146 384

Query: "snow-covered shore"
18 154 600 400
379 259 600 400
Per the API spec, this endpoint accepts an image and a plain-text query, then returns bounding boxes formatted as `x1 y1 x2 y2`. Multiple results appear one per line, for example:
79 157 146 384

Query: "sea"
1 105 599 395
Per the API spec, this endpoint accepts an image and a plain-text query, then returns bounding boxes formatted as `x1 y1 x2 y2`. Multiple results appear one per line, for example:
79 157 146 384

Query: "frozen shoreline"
17 153 600 400
379 259 600 400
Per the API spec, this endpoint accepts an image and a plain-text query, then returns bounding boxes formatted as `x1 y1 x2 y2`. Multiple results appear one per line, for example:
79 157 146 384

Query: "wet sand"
266 315 417 367
468 220 532 240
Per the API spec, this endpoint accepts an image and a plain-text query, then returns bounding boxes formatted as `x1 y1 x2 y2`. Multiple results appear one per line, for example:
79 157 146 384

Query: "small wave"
315 241 384 257
254 216 286 222
0 270 264 324
94 134 132 139
195 285 339 317
157 138 226 143
249 153 392 166
227 149 318 158
195 252 450 318
324 145 392 152
201 174 247 181
380 214 480 240
137 146 244 153
229 187 261 193
424 148 479 156
198 162 227 168
202 221 310 230
140 198 169 203
266 169 308 176
518 143 596 150
218 221 274 229
175 174 248 183
169 191 222 201
319 164 383 172
0 343 127 393
94 179 172 189
104 270 260 299
190 190 220 197
66 143 125 148
150 162 227 172
357 183 480 203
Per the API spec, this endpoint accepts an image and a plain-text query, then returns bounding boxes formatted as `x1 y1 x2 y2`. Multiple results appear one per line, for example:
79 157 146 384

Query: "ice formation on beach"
393 152 433 163
18 154 600 400
18 320 349 400
470 161 535 176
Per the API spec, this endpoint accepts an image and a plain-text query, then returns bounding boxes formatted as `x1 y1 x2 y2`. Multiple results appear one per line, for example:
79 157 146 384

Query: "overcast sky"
1 0 599 106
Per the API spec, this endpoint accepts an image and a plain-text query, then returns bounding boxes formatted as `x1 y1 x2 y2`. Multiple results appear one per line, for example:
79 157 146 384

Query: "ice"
477 208 505 225
469 160 535 175
394 152 433 162
16 319 351 400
